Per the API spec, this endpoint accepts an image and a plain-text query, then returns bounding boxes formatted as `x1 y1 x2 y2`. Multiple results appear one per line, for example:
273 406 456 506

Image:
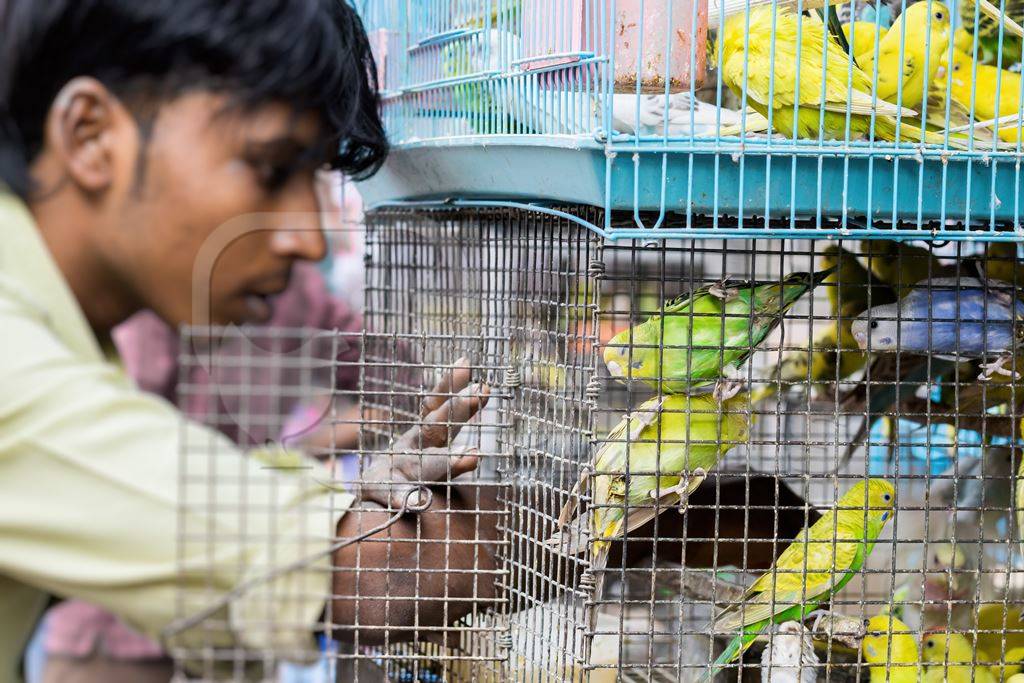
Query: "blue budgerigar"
850 277 1024 377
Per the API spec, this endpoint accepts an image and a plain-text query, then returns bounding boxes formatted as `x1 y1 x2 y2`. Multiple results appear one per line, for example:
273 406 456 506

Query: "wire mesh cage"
172 203 1024 681
355 0 1024 236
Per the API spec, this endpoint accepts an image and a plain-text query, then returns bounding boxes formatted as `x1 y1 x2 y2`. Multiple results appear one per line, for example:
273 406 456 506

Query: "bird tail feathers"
698 630 762 683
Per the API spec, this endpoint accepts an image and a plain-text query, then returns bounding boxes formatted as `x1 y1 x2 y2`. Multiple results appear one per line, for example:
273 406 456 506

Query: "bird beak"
977 0 1024 38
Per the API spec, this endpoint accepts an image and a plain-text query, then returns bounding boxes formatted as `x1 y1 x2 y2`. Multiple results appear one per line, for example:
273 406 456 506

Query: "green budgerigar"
547 393 750 565
603 268 836 396
700 478 896 682
862 614 922 683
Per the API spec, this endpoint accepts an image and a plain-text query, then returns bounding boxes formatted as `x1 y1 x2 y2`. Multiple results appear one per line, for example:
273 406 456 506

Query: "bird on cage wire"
602 267 836 399
861 614 924 683
700 479 896 682
711 0 1024 147
955 0 1024 66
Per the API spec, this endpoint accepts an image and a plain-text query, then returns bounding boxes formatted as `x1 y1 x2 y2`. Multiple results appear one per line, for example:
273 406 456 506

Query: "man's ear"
42 77 128 195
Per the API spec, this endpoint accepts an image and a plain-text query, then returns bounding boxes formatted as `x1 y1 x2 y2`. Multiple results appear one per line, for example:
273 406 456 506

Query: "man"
42 262 369 682
0 1 497 680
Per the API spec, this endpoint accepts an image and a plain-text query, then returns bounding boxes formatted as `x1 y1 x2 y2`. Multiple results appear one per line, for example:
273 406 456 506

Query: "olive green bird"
858 239 943 298
547 393 750 565
718 6 972 147
603 268 835 396
700 478 896 682
764 322 867 401
758 247 893 401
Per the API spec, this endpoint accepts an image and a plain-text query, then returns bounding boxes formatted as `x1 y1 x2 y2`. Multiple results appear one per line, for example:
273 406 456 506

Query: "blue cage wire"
355 0 1024 239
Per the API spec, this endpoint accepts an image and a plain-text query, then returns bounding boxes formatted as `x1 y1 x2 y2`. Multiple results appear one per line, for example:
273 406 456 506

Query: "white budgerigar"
760 621 819 683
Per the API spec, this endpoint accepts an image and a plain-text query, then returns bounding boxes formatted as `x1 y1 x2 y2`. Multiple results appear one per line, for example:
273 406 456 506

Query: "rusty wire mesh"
174 206 1024 681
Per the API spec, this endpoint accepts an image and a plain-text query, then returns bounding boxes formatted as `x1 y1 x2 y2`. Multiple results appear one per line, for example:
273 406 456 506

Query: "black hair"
0 0 388 197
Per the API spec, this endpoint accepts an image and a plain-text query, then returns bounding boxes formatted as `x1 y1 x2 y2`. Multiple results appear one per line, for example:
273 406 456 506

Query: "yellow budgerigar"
858 1 951 110
843 20 888 65
718 6 964 146
943 49 1023 143
862 614 922 683
921 631 997 683
974 601 1024 666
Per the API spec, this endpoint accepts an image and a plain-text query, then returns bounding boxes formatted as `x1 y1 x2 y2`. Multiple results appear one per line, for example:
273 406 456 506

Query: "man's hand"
359 357 490 509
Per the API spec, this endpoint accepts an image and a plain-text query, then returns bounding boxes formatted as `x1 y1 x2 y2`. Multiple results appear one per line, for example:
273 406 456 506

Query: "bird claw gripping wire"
978 355 1020 381
160 485 433 639
713 379 745 402
806 609 866 650
708 276 740 302
648 467 709 505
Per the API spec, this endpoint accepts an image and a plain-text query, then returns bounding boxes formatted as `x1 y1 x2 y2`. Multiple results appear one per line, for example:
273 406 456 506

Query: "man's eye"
252 161 296 191
262 166 292 190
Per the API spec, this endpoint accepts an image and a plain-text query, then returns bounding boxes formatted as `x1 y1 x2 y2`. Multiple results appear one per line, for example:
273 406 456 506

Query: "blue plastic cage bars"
355 0 1024 240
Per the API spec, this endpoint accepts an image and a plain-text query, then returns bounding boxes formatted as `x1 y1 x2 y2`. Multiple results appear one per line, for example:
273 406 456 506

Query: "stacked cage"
172 0 1024 680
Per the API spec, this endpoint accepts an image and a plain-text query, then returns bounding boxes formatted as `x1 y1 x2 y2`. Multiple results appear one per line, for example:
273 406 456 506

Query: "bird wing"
714 519 861 631
869 43 917 103
553 398 665 534
721 24 910 119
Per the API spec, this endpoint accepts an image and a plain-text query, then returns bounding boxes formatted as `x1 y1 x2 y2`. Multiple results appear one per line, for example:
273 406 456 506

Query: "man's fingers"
417 383 491 448
361 448 479 509
419 357 471 418
395 446 479 484
449 453 479 478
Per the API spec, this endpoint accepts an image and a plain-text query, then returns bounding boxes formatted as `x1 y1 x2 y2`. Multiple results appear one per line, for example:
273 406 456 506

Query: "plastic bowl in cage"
520 0 708 93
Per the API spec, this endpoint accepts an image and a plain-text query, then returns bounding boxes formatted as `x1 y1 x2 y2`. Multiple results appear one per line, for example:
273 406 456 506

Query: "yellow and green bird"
921 631 998 683
862 614 922 683
603 269 835 395
718 6 966 146
701 479 896 681
857 2 951 111
957 0 1024 66
548 393 750 565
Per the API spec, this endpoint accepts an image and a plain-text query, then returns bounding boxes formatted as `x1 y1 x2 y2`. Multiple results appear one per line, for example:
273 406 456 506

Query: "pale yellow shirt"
0 193 352 681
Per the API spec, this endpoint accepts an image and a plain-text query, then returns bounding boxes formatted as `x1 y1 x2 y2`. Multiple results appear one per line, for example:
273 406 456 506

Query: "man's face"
99 93 329 327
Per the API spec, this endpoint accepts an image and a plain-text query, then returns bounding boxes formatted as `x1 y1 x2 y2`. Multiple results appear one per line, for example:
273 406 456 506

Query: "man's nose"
270 225 328 262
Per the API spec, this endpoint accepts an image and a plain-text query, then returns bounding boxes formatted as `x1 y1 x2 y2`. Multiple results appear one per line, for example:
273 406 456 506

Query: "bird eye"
870 320 879 329
926 640 935 648
953 63 961 71
935 10 944 20
883 493 892 502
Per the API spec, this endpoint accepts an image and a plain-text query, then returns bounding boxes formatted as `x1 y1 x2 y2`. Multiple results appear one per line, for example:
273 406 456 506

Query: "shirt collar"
0 191 106 363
